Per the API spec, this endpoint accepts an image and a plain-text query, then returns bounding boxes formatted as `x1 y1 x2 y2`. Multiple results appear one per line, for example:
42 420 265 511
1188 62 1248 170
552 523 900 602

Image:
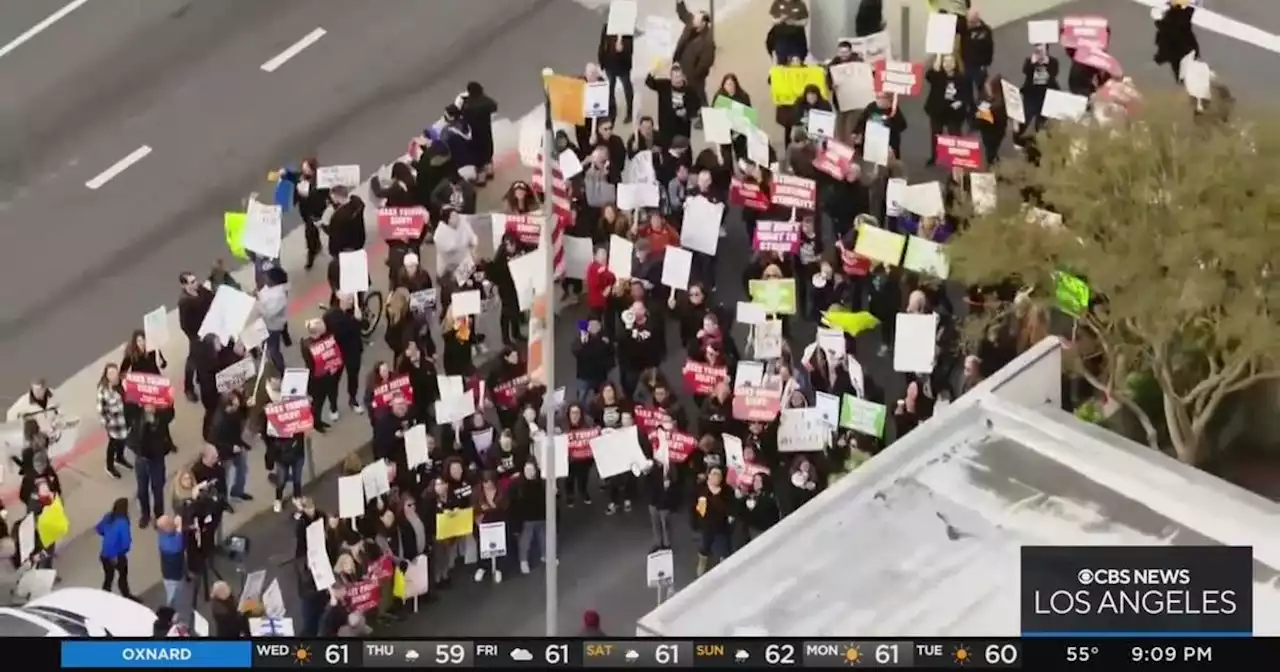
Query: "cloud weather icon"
404 650 419 662
510 649 534 662
625 650 640 662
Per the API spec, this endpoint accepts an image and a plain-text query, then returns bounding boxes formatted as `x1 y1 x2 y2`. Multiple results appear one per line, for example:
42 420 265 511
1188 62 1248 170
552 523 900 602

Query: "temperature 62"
1066 645 1098 663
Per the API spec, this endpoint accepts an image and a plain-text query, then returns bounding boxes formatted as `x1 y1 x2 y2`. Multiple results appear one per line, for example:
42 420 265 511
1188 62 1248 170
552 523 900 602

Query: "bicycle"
360 289 384 342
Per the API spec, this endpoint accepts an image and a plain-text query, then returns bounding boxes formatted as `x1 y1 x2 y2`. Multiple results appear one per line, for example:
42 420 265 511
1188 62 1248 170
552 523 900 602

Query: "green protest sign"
1054 272 1090 317
748 278 797 315
840 394 886 437
714 95 758 134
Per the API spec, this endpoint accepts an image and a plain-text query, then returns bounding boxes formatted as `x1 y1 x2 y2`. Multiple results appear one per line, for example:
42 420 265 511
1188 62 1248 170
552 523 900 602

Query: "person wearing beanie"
579 609 606 636
459 81 499 184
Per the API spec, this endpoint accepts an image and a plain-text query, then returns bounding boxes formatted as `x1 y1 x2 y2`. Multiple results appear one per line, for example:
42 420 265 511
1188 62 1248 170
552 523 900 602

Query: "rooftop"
636 339 1280 637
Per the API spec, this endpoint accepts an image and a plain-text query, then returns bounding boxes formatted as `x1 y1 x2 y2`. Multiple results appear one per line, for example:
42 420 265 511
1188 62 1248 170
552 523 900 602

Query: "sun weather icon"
843 645 862 665
952 645 972 665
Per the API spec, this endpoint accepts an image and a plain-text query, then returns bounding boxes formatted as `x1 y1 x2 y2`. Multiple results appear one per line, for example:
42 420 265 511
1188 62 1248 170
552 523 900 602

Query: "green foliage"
948 93 1280 465
1074 399 1104 425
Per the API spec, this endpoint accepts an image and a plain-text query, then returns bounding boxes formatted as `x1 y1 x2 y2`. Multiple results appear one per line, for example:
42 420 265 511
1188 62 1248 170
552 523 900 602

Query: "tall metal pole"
538 67 560 638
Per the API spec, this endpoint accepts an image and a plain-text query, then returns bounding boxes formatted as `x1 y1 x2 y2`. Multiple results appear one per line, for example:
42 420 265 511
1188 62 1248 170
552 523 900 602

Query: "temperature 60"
1066 646 1098 662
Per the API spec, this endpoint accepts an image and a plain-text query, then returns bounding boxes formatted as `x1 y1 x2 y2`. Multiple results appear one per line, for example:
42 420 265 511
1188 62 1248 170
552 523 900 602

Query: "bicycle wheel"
361 290 384 340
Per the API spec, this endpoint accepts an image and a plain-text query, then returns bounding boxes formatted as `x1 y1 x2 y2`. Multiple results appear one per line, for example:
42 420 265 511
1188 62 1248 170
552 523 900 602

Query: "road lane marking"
1131 0 1280 55
260 27 327 73
0 0 92 60
85 145 152 190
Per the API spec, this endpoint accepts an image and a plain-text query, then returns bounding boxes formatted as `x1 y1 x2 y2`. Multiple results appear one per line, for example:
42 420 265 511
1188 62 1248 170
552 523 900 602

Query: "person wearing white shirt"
433 208 478 278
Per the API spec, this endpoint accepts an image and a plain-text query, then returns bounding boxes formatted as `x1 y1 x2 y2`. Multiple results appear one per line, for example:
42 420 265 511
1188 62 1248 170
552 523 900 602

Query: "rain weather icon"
404 650 419 662
510 649 535 662
734 650 750 662
625 650 641 663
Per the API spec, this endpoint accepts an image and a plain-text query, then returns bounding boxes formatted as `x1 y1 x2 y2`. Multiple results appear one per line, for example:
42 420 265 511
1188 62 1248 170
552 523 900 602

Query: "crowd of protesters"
0 0 1209 639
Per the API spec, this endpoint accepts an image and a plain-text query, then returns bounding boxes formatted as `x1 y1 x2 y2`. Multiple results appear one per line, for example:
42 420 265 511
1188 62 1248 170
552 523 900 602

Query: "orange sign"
527 293 548 386
546 75 586 126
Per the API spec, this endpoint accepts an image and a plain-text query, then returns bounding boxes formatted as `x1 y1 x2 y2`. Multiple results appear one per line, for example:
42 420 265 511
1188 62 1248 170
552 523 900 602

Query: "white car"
0 588 209 637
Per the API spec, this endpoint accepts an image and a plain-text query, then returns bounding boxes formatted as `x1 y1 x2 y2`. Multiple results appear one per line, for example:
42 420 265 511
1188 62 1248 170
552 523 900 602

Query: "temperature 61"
1066 646 1099 663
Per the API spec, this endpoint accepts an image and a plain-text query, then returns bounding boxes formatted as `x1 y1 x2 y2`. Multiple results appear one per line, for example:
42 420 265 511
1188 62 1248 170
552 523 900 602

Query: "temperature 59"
1066 645 1099 663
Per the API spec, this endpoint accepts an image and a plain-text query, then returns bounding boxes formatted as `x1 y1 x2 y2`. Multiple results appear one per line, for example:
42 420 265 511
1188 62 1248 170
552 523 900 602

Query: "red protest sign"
753 220 800 254
265 398 314 435
730 178 770 211
123 372 174 408
369 555 395 582
1061 16 1109 50
839 245 874 276
728 461 771 489
633 405 673 434
770 175 816 211
1073 48 1122 78
732 380 783 422
502 215 543 247
371 374 415 409
566 427 600 461
308 335 344 376
662 430 697 464
377 207 427 241
936 135 983 170
492 374 530 410
345 578 379 613
874 61 924 96
682 361 728 396
814 140 855 179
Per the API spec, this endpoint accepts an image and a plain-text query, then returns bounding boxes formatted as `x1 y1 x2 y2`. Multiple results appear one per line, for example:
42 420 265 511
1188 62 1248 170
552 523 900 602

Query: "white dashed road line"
0 0 92 60
260 27 327 73
84 145 152 190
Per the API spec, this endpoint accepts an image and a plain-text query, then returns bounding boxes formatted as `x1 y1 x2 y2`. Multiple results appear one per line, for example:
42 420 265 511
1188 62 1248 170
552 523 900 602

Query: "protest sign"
338 250 370 294
1001 79 1026 124
903 237 950 279
700 107 732 144
1027 19 1060 45
752 320 783 360
681 196 724 255
123 372 173 408
561 427 600 461
814 140 855 179
737 301 767 326
590 426 646 479
378 207 427 241
936 135 983 170
266 398 313 435
842 30 893 62
778 408 828 452
925 12 958 55
732 378 783 423
337 475 364 519
308 335 344 375
608 235 634 279
768 65 829 105
661 246 693 291
770 174 816 211
729 178 770 211
584 81 611 119
617 184 660 211
243 202 283 259
435 508 474 540
828 61 876 111
371 374 414 409
681 361 728 396
198 285 256 343
854 223 906 266
362 460 391 500
215 357 257 394
633 405 673 434
606 0 638 35
345 579 379 613
316 165 360 189
969 172 997 214
748 278 797 315
893 313 939 373
1061 16 1109 50
752 220 800 254
655 429 696 464
840 395 887 437
806 109 836 138
815 391 840 428
714 95 758 134
546 75 586 126
143 306 169 352
479 522 508 559
874 61 924 96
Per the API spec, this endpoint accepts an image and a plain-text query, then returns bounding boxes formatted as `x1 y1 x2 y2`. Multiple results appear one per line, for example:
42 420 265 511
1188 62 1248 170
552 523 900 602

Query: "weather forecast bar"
47 637 1280 669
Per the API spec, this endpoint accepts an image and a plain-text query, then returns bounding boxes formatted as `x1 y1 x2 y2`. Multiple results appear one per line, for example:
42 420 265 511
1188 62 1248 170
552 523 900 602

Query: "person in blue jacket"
95 497 137 600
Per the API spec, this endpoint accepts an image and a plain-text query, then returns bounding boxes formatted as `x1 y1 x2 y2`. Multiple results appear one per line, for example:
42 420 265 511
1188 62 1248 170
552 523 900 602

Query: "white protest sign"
544 434 572 478
806 109 836 138
281 368 309 399
829 61 876 111
817 327 845 357
308 553 336 592
215 357 256 394
143 306 169 352
239 570 267 611
404 424 429 469
479 522 508 559
747 127 770 165
315 165 360 189
249 617 294 637
584 81 611 119
646 549 675 587
437 375 464 400
722 433 747 475
893 313 939 373
1184 60 1212 100
778 407 828 452
17 515 35 563
737 301 767 326
903 237 950 278
262 578 287 618
700 107 732 145
564 235 593 280
734 361 765 391
1027 19 1060 45
622 151 656 184
841 29 894 62
925 13 958 55
752 320 783 360
902 181 944 218
969 172 996 214
197 285 256 343
506 246 549 311
815 391 840 427
608 234 634 280
361 460 391 500
847 354 866 397
338 250 370 295
617 183 660 210
240 317 269 351
305 520 326 560
1042 89 1088 121
337 474 365 518
559 149 584 180
681 196 723 255
886 178 907 218
1001 79 1026 124
863 121 891 166
606 0 638 35
589 425 646 479
452 290 482 317
401 555 430 598
660 246 693 291
244 201 283 259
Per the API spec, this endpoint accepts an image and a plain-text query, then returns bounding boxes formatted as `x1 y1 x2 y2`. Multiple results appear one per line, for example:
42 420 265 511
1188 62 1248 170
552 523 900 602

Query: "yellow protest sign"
853 223 907 266
545 74 586 126
769 65 830 105
37 496 70 547
435 508 475 540
224 212 248 260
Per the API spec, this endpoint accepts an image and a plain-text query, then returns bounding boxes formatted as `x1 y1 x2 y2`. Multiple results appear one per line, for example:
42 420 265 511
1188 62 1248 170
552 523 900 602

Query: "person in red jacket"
586 246 616 320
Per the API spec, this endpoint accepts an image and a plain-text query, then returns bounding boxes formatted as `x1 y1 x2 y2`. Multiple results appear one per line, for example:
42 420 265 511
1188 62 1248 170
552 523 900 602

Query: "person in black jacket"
176 272 214 403
487 235 526 346
924 54 971 167
208 391 252 501
127 406 174 528
324 185 366 261
281 158 331 270
459 82 498 184
1154 0 1199 81
959 10 995 101
509 462 547 574
372 398 417 480
853 91 908 159
210 582 250 637
617 301 663 397
642 458 679 551
324 294 366 414
598 26 635 123
645 63 701 147
740 472 780 540
571 317 614 404
300 318 339 432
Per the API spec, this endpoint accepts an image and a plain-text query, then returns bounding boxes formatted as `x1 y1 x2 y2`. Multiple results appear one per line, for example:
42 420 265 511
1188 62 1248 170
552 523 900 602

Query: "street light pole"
538 67 560 638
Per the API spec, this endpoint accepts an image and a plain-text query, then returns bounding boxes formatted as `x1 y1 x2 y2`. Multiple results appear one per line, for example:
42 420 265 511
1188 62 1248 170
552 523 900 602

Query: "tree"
947 92 1280 467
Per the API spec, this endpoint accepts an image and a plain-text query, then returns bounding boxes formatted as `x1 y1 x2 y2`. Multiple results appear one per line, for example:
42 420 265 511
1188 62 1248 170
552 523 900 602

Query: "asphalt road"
0 0 603 393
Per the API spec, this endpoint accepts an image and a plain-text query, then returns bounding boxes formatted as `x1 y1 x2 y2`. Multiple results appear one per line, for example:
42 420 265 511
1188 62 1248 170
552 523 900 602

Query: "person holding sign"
852 91 907 159
959 10 995 100
470 473 507 583
177 272 215 403
1154 0 1200 81
300 318 341 432
96 364 134 479
973 74 1010 163
673 1 716 103
274 159 330 270
1018 44 1061 138
783 84 833 150
597 24 636 123
924 55 971 167
692 466 736 576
